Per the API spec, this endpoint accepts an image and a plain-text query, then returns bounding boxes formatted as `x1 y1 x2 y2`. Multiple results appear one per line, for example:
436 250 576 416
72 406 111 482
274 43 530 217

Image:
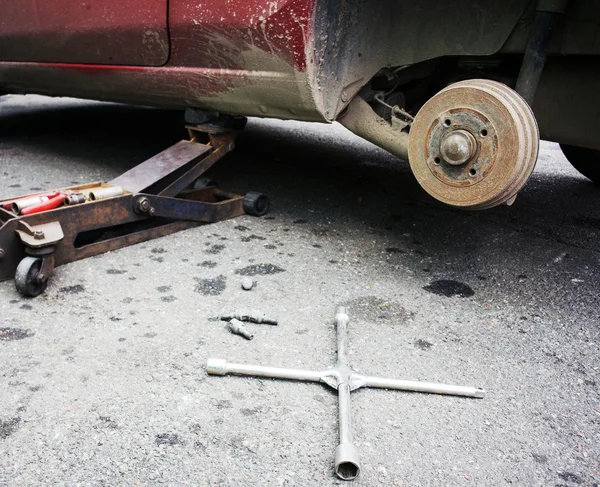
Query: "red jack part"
2 191 60 212
21 193 67 215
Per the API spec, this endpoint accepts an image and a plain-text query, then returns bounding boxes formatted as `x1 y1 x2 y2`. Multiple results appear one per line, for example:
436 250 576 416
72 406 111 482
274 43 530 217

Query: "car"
1 0 598 209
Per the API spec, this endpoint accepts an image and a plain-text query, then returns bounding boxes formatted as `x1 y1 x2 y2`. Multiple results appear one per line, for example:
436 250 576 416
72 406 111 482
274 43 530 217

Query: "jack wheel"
15 256 48 297
243 191 269 216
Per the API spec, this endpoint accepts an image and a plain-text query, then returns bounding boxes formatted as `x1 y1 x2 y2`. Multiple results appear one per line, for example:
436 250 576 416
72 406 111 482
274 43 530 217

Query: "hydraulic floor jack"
0 122 269 297
208 307 485 481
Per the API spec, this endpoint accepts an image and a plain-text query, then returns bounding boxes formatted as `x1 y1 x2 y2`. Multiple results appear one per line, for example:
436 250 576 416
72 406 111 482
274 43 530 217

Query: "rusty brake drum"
407 79 539 209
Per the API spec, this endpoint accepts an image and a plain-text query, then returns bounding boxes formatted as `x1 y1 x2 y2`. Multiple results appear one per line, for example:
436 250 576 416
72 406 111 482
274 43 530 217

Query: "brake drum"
407 79 539 209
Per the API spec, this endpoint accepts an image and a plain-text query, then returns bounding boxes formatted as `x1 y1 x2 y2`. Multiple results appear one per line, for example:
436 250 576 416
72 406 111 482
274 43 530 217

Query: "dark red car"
1 0 598 209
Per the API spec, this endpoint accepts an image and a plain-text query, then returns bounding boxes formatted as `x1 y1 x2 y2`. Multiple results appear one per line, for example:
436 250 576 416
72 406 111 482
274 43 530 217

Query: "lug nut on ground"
228 318 254 340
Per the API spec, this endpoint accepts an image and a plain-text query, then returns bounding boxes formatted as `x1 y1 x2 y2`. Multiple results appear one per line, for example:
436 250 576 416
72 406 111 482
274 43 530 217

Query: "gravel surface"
0 95 599 487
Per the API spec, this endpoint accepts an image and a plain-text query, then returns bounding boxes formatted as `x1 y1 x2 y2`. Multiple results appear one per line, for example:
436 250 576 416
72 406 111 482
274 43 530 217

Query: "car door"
0 0 169 66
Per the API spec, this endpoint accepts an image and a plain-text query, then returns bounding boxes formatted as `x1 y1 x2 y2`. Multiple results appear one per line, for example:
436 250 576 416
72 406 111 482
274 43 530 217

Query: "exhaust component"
408 79 539 209
88 186 124 201
208 307 484 480
338 96 409 162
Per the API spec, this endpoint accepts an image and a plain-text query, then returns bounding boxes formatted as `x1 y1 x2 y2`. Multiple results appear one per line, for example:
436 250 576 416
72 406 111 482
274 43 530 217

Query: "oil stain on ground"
0 328 34 341
235 263 285 276
342 296 410 324
415 339 433 350
205 244 225 255
59 284 85 294
0 418 21 439
241 235 266 242
194 275 227 296
423 280 474 298
155 433 184 446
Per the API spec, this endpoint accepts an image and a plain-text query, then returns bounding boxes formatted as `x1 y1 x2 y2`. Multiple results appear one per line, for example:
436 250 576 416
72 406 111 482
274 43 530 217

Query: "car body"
1 0 599 206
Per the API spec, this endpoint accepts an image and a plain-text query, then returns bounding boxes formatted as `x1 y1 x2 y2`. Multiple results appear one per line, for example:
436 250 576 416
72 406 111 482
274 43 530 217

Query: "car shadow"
1 99 598 318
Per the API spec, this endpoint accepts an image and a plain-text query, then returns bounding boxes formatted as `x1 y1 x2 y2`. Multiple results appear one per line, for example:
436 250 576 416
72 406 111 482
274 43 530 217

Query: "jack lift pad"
0 124 269 297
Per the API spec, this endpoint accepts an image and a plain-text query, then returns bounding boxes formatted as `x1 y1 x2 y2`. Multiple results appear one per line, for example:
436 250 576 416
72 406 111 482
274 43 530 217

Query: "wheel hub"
439 130 476 166
408 79 539 209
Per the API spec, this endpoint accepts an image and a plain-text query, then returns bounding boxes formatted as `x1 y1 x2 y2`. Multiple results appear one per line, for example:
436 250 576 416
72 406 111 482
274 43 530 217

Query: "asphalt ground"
0 95 599 487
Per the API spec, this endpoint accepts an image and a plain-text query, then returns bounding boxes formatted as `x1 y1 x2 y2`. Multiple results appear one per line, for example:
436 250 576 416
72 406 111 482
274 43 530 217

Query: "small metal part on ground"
227 318 254 340
220 312 278 325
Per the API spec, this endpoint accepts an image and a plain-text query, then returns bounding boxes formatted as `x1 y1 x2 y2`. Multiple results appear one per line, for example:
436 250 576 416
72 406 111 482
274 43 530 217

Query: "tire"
15 256 48 297
243 191 269 216
560 144 600 184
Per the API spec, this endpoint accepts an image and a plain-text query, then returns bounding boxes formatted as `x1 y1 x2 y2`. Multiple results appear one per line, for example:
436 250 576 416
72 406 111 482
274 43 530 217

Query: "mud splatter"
212 399 233 409
99 416 118 429
235 264 285 276
241 235 266 242
423 280 474 298
415 339 433 350
151 247 167 254
557 472 582 484
60 285 85 294
205 244 225 255
241 407 263 416
264 244 277 250
155 433 184 446
19 304 33 311
235 225 250 231
156 286 171 293
199 261 217 268
161 296 177 302
0 328 33 341
106 269 127 275
0 418 21 439
194 275 227 296
293 219 307 224
342 296 410 324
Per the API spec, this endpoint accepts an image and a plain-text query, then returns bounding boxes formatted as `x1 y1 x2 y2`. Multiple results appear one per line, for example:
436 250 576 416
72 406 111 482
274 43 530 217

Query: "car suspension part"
207 307 484 481
340 78 540 210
